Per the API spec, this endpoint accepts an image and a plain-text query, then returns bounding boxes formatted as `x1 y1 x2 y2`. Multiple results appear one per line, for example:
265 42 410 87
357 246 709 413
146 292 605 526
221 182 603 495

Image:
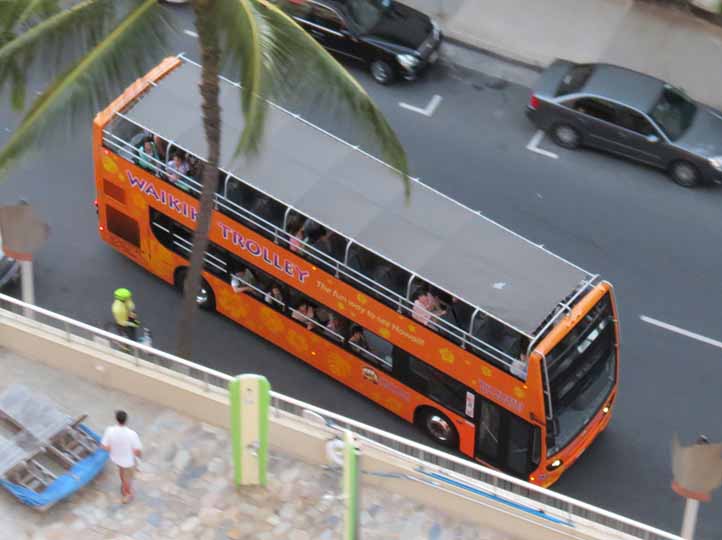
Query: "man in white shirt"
101 410 142 503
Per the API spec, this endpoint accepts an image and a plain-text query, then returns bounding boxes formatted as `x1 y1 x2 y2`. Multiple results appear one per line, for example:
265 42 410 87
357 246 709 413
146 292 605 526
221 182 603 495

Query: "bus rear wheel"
175 268 215 311
418 408 458 448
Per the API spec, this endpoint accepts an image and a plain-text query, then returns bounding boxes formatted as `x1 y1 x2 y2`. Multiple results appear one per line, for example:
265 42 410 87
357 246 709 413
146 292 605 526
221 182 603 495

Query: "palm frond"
211 0 409 198
263 0 409 198
0 0 168 176
210 0 270 156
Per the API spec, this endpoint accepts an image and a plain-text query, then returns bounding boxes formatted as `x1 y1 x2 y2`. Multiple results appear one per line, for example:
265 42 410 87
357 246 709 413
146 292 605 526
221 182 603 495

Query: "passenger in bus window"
412 289 446 327
292 301 316 330
264 283 285 309
348 325 370 351
231 267 259 296
325 313 347 342
166 152 191 191
137 139 159 172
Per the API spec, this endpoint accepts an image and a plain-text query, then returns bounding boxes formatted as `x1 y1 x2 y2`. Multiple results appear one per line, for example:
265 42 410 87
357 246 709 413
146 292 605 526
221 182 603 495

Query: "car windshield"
649 86 697 141
343 0 393 33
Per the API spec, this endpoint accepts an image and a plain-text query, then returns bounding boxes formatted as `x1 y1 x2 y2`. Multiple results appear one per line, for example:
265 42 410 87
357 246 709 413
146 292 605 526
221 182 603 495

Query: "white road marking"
399 94 442 117
526 130 558 159
640 315 722 350
184 29 198 38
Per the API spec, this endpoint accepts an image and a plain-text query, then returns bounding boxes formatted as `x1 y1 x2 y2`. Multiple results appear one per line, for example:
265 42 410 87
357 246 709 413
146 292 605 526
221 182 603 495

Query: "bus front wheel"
417 407 458 448
175 268 215 311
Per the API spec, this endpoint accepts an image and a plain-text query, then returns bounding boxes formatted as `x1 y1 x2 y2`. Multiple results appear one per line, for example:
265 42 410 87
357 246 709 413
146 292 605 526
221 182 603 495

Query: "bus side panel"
207 272 476 457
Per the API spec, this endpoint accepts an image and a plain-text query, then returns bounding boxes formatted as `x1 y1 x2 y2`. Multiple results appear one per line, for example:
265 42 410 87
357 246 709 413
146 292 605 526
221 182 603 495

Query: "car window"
555 65 594 97
572 97 615 123
649 86 697 141
312 4 344 31
615 107 656 136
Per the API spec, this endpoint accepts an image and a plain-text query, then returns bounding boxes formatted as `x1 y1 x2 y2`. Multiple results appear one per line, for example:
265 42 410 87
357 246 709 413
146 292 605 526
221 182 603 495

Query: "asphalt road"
1 6 721 538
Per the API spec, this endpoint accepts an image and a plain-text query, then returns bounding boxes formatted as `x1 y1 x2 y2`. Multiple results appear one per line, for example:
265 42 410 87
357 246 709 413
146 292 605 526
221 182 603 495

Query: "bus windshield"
544 294 617 456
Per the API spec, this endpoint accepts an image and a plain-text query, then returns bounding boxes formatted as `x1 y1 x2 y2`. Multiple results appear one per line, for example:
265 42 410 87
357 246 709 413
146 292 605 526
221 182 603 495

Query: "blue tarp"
0 425 108 509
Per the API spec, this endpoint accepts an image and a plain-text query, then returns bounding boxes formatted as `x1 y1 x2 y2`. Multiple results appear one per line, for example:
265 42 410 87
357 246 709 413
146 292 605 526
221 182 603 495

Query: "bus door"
475 398 542 479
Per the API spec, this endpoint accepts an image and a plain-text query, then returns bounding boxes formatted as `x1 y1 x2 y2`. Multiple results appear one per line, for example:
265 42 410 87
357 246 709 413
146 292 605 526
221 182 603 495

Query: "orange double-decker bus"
93 55 620 486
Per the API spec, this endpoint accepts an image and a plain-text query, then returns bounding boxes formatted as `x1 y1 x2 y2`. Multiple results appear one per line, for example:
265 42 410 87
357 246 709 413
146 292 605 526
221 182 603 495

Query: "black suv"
273 0 442 84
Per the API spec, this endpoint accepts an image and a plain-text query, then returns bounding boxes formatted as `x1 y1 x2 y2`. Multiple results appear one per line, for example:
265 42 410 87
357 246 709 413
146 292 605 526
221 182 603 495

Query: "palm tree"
0 0 409 359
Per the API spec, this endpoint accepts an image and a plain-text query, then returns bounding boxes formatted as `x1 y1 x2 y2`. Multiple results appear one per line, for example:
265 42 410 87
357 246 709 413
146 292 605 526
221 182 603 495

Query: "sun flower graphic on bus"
260 308 284 335
513 386 526 399
327 353 351 378
438 348 455 364
356 293 368 305
378 327 391 339
481 365 493 378
286 330 308 354
101 155 118 175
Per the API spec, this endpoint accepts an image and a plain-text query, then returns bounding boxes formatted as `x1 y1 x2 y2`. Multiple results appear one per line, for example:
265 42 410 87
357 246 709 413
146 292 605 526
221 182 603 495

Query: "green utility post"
229 374 270 486
343 430 361 540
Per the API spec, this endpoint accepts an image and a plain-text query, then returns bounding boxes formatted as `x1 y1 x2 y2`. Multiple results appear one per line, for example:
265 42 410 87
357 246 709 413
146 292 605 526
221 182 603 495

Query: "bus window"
349 326 393 371
106 206 140 248
149 208 173 249
395 349 470 418
507 415 539 477
477 400 502 464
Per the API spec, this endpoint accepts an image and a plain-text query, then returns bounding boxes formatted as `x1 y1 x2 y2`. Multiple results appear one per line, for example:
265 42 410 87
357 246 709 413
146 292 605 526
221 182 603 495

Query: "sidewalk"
412 0 722 108
0 348 510 540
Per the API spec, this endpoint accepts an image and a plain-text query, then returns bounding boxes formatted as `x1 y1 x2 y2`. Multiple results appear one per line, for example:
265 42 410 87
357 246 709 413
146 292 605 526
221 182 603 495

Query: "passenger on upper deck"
137 139 159 172
310 227 335 258
166 152 191 191
153 135 167 160
286 215 307 255
412 289 446 328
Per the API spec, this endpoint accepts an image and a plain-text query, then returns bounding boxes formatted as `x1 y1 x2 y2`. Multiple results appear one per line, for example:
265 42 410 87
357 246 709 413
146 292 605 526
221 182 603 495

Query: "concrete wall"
0 312 630 540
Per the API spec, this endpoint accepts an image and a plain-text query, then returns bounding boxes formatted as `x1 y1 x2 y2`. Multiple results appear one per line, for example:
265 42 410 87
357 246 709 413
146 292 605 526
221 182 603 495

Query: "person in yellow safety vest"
112 288 139 341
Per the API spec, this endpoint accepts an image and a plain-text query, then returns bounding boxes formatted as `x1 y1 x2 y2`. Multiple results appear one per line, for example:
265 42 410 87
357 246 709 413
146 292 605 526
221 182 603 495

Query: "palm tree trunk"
176 0 222 359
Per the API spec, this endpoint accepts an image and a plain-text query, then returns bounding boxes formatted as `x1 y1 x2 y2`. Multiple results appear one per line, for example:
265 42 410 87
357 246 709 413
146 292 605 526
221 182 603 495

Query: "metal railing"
0 293 680 540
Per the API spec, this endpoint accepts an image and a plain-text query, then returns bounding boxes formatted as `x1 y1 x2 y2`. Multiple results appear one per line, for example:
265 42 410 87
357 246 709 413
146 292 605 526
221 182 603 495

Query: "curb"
443 36 544 73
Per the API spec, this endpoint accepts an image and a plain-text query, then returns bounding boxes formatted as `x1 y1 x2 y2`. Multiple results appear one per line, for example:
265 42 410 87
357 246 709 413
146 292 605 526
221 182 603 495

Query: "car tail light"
529 95 540 110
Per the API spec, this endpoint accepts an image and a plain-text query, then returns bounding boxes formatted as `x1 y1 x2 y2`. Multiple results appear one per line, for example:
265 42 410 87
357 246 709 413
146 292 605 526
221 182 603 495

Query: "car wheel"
418 408 458 448
370 59 394 85
175 268 215 310
551 123 581 149
669 160 700 188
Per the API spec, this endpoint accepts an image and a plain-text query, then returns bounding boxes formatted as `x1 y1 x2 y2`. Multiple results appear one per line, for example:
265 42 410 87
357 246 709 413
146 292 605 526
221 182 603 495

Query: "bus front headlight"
547 459 563 471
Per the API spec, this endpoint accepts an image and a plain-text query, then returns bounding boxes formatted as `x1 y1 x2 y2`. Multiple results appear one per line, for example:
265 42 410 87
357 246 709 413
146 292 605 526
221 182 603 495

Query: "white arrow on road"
399 94 443 117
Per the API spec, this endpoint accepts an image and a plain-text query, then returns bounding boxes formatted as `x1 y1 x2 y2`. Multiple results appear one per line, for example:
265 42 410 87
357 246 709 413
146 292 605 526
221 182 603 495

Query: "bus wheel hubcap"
196 288 208 305
427 415 452 441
